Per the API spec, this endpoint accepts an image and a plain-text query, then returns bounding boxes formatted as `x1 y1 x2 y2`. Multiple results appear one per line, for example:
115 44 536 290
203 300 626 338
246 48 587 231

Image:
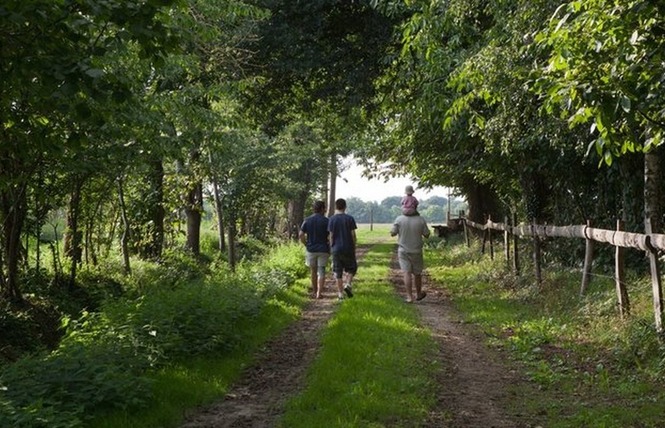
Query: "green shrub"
236 236 270 261
0 342 151 428
243 242 307 298
0 240 308 426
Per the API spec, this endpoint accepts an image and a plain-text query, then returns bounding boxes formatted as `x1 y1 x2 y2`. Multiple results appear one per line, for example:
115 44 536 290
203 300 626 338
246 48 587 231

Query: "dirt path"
181 295 336 428
390 256 532 427
181 246 532 427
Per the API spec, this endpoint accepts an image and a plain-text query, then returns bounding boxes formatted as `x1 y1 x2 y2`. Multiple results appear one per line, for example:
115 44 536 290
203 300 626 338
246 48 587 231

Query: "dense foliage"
367 0 663 232
0 243 306 427
2 0 665 424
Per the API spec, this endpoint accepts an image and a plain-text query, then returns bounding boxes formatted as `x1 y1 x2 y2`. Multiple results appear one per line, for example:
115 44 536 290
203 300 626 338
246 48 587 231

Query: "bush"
244 242 307 298
236 236 270 262
0 240 308 426
0 342 152 427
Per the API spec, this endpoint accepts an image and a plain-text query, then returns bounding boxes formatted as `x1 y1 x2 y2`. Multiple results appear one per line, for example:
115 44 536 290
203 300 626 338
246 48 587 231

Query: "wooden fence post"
512 213 520 275
463 218 470 247
504 216 510 268
488 216 494 260
532 221 542 286
580 219 594 296
645 218 663 333
615 220 630 317
481 215 488 254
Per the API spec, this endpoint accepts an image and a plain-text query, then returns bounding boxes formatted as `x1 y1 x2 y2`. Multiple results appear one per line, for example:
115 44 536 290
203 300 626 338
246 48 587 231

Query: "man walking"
390 212 431 303
328 198 357 300
299 200 329 299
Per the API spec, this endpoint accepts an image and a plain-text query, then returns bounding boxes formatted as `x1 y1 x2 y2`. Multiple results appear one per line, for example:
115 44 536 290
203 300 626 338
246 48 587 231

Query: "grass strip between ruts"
278 242 439 427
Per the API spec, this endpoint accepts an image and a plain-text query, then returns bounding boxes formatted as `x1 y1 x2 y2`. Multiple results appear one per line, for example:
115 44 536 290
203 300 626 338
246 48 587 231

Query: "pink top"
401 194 418 215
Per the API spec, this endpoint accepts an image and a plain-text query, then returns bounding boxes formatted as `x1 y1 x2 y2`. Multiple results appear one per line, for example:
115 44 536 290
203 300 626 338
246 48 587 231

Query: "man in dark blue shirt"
299 200 330 299
328 198 357 300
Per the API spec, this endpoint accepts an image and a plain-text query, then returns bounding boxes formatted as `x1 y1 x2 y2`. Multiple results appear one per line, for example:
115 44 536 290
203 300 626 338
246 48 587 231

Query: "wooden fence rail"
463 217 665 333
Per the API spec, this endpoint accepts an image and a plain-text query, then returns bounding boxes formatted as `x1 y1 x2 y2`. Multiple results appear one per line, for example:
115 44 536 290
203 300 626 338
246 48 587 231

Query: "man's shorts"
305 251 329 268
397 250 424 274
332 251 358 278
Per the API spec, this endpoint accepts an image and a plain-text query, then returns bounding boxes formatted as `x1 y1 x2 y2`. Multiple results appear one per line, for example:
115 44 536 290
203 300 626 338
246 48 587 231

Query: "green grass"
278 243 438 427
89 279 309 428
355 223 393 244
92 233 439 428
425 238 665 427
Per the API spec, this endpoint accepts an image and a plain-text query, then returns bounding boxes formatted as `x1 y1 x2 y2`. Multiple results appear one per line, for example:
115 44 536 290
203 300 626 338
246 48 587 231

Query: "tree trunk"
287 194 307 240
84 189 105 267
209 150 226 253
212 179 226 253
287 160 313 239
1 186 26 301
327 153 337 217
145 158 165 259
64 180 84 289
463 178 502 224
185 181 203 257
35 217 41 272
644 148 663 233
228 213 237 271
618 153 644 229
117 177 132 275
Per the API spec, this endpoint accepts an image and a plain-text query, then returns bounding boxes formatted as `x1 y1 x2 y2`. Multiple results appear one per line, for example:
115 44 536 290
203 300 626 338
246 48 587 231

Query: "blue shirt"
300 213 329 253
328 213 357 253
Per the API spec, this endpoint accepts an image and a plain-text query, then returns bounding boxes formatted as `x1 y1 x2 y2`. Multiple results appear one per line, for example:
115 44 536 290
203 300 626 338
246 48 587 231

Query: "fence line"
463 217 665 333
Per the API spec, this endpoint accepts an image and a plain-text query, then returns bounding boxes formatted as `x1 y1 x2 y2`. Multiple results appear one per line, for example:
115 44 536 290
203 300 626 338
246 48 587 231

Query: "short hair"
335 198 346 210
313 200 326 213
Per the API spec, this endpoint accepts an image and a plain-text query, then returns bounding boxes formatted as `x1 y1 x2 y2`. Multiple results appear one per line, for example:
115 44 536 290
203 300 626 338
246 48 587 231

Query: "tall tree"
539 0 665 231
0 0 181 299
243 0 401 225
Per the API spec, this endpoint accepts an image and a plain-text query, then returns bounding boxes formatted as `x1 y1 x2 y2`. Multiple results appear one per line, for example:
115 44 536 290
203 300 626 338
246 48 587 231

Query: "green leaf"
619 96 631 113
85 68 105 78
630 30 639 45
603 150 613 166
554 13 571 33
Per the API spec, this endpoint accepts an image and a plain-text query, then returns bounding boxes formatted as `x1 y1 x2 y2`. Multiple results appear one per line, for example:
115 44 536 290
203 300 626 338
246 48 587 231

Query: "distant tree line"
343 196 467 224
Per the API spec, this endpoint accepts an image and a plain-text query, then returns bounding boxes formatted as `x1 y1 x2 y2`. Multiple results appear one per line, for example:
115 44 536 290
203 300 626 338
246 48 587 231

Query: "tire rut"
180 246 371 428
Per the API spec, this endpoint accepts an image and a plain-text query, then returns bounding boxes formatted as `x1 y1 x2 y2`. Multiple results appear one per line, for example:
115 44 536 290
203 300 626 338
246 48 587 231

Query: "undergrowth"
0 242 306 428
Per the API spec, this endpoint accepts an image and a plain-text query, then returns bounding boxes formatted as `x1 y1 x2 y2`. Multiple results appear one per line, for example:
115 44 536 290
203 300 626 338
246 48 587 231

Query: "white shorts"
306 251 329 268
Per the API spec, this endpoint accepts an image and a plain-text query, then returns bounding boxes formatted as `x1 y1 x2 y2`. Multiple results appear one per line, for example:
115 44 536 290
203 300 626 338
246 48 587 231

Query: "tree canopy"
1 0 663 300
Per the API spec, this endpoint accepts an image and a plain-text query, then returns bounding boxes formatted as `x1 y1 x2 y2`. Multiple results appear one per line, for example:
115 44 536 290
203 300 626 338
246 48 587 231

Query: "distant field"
355 223 392 243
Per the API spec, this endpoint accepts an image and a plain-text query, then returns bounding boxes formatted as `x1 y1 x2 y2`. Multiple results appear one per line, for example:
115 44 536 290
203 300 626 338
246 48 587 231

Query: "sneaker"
343 284 353 298
416 292 427 301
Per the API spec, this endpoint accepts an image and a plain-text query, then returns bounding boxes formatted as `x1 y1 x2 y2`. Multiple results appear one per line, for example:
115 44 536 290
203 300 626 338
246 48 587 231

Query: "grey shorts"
398 251 424 274
305 251 329 268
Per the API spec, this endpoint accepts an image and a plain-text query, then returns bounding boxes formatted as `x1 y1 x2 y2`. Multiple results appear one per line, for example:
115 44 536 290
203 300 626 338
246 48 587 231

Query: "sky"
335 158 451 203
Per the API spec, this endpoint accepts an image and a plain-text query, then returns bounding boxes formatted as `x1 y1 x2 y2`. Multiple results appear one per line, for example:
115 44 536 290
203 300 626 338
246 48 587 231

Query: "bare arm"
390 222 399 237
422 220 431 238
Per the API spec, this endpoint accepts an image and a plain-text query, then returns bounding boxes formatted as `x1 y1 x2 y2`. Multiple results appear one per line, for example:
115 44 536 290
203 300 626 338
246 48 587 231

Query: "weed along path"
181 242 531 427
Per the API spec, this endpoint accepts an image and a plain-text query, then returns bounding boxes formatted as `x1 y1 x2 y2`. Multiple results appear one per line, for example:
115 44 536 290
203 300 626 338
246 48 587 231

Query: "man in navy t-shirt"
299 200 330 299
328 198 357 300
